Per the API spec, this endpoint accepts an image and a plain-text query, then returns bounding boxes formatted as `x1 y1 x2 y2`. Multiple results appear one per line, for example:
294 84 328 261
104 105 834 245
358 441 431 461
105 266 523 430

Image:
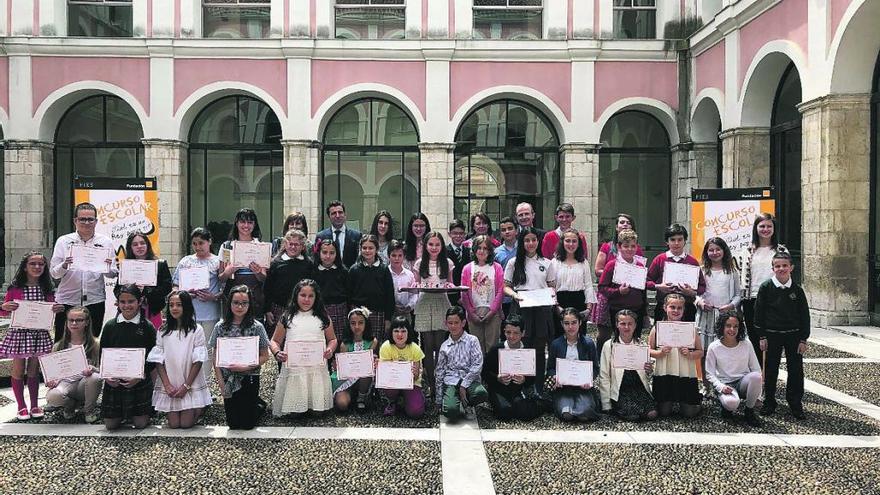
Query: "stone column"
673 141 719 225
419 143 455 237
142 139 188 266
719 127 770 188
3 140 54 280
282 140 322 232
798 94 871 327
560 143 600 261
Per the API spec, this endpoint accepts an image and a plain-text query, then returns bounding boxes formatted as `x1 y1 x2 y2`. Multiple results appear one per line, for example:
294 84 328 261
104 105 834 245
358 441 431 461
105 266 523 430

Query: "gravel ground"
803 343 860 359
485 442 880 495
0 395 10 407
804 362 880 407
0 436 443 494
476 382 880 435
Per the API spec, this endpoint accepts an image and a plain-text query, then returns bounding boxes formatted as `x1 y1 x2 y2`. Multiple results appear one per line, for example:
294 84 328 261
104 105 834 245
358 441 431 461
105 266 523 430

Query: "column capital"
670 141 694 153
141 138 188 150
691 141 719 151
718 127 770 140
281 139 322 150
797 93 872 115
418 142 456 152
559 142 601 153
3 139 54 151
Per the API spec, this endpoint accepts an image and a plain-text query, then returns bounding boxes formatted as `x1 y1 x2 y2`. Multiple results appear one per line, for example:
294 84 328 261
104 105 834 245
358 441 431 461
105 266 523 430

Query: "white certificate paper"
662 263 701 288
10 300 56 331
178 267 210 291
498 348 536 376
655 321 697 348
611 344 650 370
518 288 555 308
336 350 375 379
70 245 109 273
216 336 259 367
376 361 414 390
231 241 273 268
39 346 89 383
556 358 593 387
100 348 146 379
118 259 159 286
286 340 325 368
612 262 647 290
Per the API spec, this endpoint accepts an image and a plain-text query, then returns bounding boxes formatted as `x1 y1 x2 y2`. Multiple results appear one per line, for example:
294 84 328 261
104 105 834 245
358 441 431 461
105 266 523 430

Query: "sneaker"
62 408 76 420
383 403 397 417
744 407 762 427
84 412 100 424
30 407 44 419
16 408 30 421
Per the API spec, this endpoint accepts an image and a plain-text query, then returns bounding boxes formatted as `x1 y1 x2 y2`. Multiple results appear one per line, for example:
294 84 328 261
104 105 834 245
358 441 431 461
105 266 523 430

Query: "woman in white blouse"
547 229 597 337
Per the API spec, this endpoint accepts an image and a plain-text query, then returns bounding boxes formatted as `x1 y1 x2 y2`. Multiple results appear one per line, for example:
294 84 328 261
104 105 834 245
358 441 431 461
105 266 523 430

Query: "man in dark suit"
446 219 471 305
314 200 362 268
515 202 545 246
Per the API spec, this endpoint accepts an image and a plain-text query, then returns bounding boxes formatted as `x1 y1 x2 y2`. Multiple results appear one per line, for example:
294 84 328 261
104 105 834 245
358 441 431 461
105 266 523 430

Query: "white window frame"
472 0 543 41
67 0 134 37
612 0 657 40
202 0 272 39
334 0 406 40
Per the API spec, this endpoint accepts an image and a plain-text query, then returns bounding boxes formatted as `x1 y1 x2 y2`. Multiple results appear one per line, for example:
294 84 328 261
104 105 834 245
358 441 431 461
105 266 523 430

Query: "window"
613 0 656 39
335 0 406 40
188 96 283 251
322 98 419 231
203 0 271 39
599 111 670 260
68 0 133 37
454 100 560 229
473 0 543 40
55 95 144 235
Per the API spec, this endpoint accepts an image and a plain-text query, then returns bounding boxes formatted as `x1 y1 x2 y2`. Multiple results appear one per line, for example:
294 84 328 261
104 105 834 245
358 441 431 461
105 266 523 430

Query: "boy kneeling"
435 306 488 420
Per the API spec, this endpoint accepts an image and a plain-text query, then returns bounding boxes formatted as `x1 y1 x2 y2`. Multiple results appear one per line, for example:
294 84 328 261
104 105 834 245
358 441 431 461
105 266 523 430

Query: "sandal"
30 407 45 419
16 408 31 421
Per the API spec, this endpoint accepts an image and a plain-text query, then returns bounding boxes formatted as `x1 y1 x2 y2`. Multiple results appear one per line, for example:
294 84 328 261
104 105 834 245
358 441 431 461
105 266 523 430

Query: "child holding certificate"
481 315 542 421
122 231 172 330
695 237 741 391
312 239 350 343
435 306 488 420
648 294 703 418
597 309 656 422
45 307 102 423
270 279 337 416
378 316 426 418
100 285 157 430
264 229 313 328
331 307 377 413
598 229 648 354
219 208 267 318
546 309 600 422
548 228 598 337
148 291 212 429
705 312 762 427
173 228 222 373
210 285 271 429
461 235 505 354
0 251 65 420
646 223 706 322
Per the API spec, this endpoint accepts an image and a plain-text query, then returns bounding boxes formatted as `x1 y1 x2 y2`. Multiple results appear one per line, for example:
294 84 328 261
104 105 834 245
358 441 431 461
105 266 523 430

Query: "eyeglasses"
68 318 87 324
76 217 97 223
231 301 250 307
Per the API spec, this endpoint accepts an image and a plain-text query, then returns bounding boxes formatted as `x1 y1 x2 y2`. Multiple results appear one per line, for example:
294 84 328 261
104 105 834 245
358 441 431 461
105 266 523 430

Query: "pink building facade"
0 0 878 327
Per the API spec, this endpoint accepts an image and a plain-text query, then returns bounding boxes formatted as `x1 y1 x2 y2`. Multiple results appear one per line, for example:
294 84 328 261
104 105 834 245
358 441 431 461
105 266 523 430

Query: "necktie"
334 230 341 243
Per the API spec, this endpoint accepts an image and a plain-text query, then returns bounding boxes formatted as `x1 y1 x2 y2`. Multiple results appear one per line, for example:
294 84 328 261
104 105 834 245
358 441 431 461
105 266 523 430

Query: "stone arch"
691 91 723 143
595 97 679 145
34 82 147 142
313 84 424 143
828 0 880 94
739 42 806 126
174 82 287 142
449 86 568 144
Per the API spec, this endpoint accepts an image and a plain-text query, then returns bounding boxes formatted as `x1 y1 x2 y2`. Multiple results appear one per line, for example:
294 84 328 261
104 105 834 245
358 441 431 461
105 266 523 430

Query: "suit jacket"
315 226 362 268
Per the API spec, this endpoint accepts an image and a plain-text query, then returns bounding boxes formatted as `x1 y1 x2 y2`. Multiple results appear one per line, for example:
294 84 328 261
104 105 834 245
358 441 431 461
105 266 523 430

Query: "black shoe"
720 409 734 420
760 402 777 415
790 405 805 420
744 407 762 427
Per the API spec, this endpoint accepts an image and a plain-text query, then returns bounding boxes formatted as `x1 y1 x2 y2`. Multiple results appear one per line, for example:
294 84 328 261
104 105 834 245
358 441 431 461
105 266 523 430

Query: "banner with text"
690 188 775 259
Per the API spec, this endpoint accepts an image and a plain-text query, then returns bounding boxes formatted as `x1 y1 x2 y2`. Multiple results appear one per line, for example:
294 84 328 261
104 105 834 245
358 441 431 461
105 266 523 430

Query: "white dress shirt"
50 232 117 306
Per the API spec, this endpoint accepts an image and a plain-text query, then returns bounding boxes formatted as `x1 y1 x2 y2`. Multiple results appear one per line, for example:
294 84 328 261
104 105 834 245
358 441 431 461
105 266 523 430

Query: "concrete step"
826 326 880 344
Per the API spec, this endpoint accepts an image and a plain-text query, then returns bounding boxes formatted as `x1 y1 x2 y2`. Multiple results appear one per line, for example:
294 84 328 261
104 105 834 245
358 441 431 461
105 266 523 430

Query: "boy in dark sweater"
646 223 706 322
754 251 810 419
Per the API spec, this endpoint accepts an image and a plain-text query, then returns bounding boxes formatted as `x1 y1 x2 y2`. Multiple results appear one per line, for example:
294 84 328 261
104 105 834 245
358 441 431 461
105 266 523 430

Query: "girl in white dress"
148 290 212 428
270 279 337 416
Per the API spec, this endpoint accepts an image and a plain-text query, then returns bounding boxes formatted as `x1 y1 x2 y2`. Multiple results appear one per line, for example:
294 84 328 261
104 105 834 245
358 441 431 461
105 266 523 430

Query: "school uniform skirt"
102 377 154 419
652 375 701 406
325 302 349 342
414 292 451 332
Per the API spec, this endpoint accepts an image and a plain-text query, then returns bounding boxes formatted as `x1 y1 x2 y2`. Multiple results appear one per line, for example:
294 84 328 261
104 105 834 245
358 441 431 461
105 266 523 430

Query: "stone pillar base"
282 140 322 233
719 127 770 188
419 143 455 237
810 308 870 328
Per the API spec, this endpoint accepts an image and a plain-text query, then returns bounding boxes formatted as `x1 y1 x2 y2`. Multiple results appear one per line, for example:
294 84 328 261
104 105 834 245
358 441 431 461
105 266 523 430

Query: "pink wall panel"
0 58 7 120
830 0 854 41
594 61 678 119
695 41 725 95
311 60 426 118
738 0 808 90
31 57 150 115
449 61 572 120
174 59 287 114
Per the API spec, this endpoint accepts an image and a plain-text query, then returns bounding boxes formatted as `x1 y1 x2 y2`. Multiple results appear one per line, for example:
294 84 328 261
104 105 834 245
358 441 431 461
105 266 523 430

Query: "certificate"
118 259 159 286
611 344 650 370
518 288 555 308
498 348 536 376
39 346 89 383
662 263 701 288
556 358 593 387
10 300 56 331
655 321 697 348
178 266 210 291
612 262 647 290
100 348 145 379
336 350 375 379
376 361 414 390
285 340 325 368
216 336 259 367
231 241 272 269
70 245 109 273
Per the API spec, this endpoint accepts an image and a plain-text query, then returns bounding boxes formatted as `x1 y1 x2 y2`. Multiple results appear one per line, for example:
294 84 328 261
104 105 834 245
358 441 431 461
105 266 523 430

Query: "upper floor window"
68 0 133 37
203 0 271 38
613 0 656 39
335 0 406 40
473 0 542 40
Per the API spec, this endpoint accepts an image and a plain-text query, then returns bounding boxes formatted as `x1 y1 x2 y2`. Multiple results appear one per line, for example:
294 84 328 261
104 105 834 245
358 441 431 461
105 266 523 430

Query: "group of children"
0 202 810 429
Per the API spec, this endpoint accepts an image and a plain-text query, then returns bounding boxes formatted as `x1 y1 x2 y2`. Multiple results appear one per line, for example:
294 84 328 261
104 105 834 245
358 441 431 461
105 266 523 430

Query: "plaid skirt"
368 311 387 341
326 303 349 342
0 328 52 359
102 378 154 419
414 292 451 332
